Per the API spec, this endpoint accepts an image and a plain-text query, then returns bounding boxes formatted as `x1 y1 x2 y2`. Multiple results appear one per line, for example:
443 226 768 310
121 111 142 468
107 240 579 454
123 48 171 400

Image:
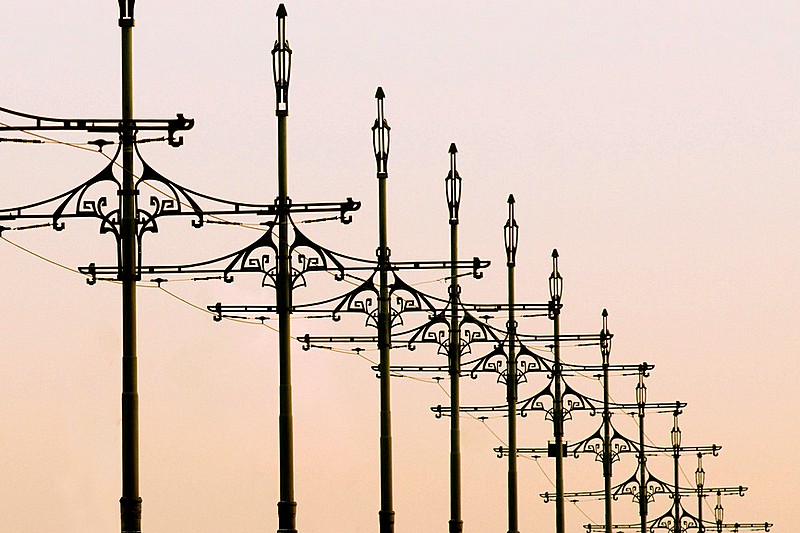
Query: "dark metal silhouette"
505 195 521 533
280 97 490 533
1 4 778 533
446 143 464 533
0 2 197 530
0 105 192 148
580 406 771 533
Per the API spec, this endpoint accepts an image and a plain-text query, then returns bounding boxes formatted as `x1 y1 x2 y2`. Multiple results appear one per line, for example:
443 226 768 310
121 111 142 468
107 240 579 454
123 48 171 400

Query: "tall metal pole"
446 144 463 533
600 310 612 533
118 2 141 531
636 368 648 533
272 5 297 532
372 87 394 533
671 406 683 533
503 195 519 533
549 249 565 533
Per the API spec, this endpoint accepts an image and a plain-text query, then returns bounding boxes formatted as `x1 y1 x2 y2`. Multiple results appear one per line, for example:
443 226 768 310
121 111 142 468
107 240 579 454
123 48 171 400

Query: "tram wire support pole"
118 1 141 531
0 3 193 527
446 143 463 533
548 248 565 533
600 309 613 533
272 5 298 533
503 195 520 533
671 404 683 533
636 366 649 533
372 86 395 533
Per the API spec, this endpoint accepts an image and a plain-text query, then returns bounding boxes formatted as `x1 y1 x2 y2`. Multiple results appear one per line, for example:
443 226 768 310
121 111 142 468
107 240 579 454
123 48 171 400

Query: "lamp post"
372 86 395 533
446 143 463 533
118 2 140 531
671 406 683 533
278 91 487 533
504 195 520 533
636 367 648 533
600 309 612 533
272 6 297 532
549 249 565 533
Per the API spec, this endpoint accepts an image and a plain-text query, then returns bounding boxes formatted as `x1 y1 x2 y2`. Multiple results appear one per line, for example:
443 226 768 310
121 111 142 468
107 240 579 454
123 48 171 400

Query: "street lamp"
273 5 297 533
714 491 724 533
671 409 682 448
372 87 390 179
601 309 612 533
696 453 706 533
446 142 463 533
118 1 141 531
504 195 518 267
446 143 461 225
549 249 563 311
373 86 395 533
549 248 566 533
636 367 648 533
272 4 291 116
504 194 519 533
672 406 683 533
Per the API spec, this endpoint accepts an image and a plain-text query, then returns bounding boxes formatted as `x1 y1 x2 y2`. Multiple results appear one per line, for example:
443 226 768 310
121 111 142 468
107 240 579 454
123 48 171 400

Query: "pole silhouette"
600 309 613 533
118 2 141 531
373 86 395 533
549 249 565 533
273 5 297 532
446 143 463 533
503 195 519 533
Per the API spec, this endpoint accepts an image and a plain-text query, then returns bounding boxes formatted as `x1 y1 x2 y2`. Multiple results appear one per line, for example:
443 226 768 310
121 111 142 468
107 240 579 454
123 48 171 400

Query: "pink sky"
1 1 797 532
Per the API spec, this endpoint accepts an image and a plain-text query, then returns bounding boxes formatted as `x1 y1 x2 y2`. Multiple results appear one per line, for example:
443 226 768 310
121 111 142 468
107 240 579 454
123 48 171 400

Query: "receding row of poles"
0 4 773 533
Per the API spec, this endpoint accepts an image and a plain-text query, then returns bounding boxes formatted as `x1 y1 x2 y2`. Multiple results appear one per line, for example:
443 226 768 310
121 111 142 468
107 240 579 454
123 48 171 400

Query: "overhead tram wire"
0 231 630 526
2 119 616 527
2 121 490 292
1 228 610 524
602 378 729 520
0 223 458 388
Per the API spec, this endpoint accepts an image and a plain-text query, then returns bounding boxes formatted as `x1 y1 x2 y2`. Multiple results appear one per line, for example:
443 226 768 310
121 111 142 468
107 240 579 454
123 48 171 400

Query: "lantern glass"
671 415 681 448
600 310 611 360
549 250 563 302
372 119 390 175
504 219 518 265
446 170 462 222
636 380 647 405
504 196 518 265
695 455 706 487
271 15 292 114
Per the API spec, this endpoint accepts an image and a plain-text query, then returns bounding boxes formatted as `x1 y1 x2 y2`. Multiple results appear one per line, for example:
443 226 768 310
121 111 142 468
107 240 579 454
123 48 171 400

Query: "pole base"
379 509 395 533
449 519 463 533
277 500 297 533
120 495 142 533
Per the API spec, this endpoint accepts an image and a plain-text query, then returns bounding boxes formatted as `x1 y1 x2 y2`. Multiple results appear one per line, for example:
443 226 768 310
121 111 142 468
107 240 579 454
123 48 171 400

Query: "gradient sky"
1 2 798 532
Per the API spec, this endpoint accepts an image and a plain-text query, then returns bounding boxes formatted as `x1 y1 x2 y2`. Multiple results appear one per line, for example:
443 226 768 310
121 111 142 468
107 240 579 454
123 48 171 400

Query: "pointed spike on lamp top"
507 194 515 204
449 142 458 154
276 4 287 17
602 308 608 318
552 248 559 259
375 86 385 99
